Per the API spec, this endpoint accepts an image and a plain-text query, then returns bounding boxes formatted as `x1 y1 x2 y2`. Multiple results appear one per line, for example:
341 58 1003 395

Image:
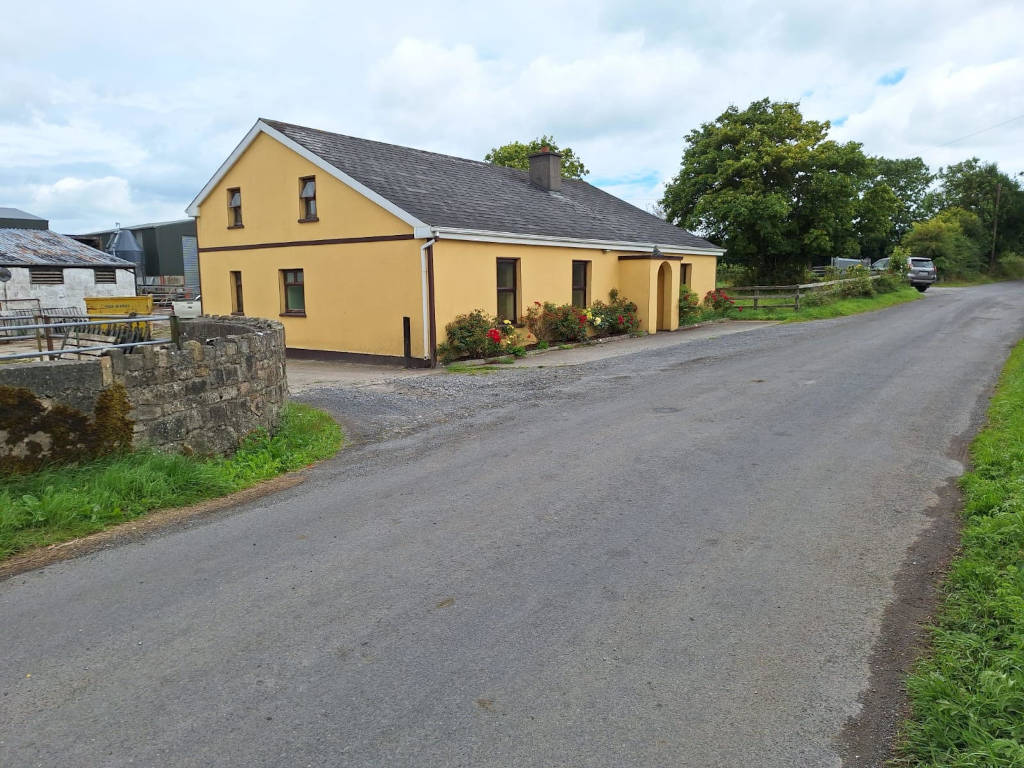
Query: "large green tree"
485 136 589 180
901 207 985 277
660 98 887 282
870 156 935 242
930 158 1024 269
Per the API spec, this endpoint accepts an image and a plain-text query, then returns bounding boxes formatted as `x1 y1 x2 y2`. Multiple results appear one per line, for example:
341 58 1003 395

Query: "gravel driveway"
2 284 1023 767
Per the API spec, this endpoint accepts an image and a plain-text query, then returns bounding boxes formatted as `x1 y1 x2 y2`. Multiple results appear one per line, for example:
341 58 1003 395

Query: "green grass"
895 339 1024 766
0 402 342 560
737 285 922 322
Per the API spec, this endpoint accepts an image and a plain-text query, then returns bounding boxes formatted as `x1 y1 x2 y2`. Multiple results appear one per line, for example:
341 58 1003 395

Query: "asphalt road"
3 284 1023 767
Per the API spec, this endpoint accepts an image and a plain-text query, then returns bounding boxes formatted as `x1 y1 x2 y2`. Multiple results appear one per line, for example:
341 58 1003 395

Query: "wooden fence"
728 275 880 311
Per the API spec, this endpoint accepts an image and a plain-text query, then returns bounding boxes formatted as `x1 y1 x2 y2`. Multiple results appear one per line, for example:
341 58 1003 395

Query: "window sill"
297 217 319 224
280 311 307 318
231 311 244 316
227 224 244 230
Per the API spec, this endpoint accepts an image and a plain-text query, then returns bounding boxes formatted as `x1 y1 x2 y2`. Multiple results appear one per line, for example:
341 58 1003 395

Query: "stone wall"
0 316 288 464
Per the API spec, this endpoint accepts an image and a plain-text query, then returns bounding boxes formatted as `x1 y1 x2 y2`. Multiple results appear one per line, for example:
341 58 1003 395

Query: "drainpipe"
419 237 436 364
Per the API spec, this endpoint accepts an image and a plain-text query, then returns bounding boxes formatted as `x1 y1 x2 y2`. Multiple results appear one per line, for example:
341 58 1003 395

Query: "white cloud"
0 0 1021 230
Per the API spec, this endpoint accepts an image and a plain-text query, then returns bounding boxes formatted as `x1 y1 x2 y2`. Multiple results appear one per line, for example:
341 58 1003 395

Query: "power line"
940 113 1024 146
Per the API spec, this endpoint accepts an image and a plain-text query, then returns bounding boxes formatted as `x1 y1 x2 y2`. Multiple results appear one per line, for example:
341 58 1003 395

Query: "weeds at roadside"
0 403 342 560
894 339 1024 765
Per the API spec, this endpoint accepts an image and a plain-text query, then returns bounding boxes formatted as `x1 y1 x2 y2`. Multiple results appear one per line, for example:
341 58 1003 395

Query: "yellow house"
187 119 724 366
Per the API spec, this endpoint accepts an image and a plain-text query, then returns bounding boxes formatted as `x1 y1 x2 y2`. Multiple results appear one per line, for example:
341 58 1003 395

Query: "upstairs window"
30 267 64 285
299 176 317 222
571 260 590 308
94 268 116 284
281 269 305 315
227 188 243 228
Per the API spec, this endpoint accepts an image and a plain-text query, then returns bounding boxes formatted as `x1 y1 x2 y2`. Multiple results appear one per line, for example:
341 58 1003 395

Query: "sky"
2 0 1022 233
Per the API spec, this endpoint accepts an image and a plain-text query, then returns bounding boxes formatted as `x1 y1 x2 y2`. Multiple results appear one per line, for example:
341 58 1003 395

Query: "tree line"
485 100 1024 284
658 98 1024 283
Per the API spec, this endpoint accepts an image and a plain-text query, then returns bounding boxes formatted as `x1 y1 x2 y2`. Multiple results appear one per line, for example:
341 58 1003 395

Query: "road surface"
2 284 1023 767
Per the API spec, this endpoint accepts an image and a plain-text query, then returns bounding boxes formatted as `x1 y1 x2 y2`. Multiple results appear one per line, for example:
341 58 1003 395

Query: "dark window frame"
230 270 244 315
298 176 318 223
571 260 590 308
30 267 64 285
281 268 306 317
227 187 243 229
496 258 518 323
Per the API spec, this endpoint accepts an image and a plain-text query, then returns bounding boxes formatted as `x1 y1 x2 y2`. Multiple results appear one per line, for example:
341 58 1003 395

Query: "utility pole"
990 183 1002 271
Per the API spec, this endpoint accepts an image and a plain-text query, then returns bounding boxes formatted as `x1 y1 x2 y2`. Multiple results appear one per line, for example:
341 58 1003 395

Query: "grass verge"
0 402 342 560
894 339 1024 765
737 285 922 323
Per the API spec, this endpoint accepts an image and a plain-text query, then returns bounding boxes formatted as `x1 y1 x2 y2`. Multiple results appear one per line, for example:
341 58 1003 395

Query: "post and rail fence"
727 275 881 311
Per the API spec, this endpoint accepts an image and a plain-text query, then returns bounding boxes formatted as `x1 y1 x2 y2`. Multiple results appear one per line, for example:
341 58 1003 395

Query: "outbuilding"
0 208 136 312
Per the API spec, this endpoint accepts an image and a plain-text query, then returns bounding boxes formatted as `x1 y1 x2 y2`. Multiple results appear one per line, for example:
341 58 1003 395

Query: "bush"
873 273 902 293
888 246 909 276
679 287 702 325
715 263 751 287
997 251 1024 280
438 310 516 363
590 290 640 336
525 302 588 343
703 288 738 316
525 290 641 342
836 264 875 298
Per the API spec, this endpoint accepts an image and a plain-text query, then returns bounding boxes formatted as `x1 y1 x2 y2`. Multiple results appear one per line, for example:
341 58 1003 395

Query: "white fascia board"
185 121 432 237
433 227 725 256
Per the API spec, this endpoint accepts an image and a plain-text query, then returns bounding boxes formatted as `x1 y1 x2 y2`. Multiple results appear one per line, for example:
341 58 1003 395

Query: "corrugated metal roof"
0 228 136 267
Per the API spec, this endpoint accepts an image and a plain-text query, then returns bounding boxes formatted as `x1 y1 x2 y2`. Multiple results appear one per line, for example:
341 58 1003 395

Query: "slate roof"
261 119 720 251
0 228 135 267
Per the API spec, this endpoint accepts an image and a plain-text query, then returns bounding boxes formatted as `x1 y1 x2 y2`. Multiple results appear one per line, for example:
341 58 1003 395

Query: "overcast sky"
2 0 1022 233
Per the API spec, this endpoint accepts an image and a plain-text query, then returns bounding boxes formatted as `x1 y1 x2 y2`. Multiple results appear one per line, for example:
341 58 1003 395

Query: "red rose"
487 328 502 342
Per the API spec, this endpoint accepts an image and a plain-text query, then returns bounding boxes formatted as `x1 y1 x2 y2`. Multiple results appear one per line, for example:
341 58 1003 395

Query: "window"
571 260 590 308
30 267 63 285
94 268 116 284
281 269 305 315
681 263 692 287
299 176 317 222
227 188 243 228
230 271 244 315
496 259 518 322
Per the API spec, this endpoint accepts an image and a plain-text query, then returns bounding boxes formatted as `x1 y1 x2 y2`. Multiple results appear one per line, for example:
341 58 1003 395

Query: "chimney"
528 147 562 192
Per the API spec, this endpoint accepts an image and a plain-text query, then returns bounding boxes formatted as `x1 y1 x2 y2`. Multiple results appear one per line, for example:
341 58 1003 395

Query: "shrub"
874 273 902 293
836 264 875 298
525 290 641 342
997 251 1024 280
679 287 702 325
715 263 750 287
525 301 588 343
704 288 737 316
888 246 909 276
438 310 516 363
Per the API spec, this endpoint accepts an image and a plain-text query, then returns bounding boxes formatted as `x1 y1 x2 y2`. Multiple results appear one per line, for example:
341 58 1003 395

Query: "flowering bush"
589 289 641 336
704 288 736 313
437 310 517 363
524 290 641 343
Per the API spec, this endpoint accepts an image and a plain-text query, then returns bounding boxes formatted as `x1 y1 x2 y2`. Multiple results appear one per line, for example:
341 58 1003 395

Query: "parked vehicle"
871 257 937 292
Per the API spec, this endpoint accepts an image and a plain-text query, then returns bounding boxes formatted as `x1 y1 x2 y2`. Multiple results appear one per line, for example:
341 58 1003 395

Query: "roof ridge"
262 118 512 173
